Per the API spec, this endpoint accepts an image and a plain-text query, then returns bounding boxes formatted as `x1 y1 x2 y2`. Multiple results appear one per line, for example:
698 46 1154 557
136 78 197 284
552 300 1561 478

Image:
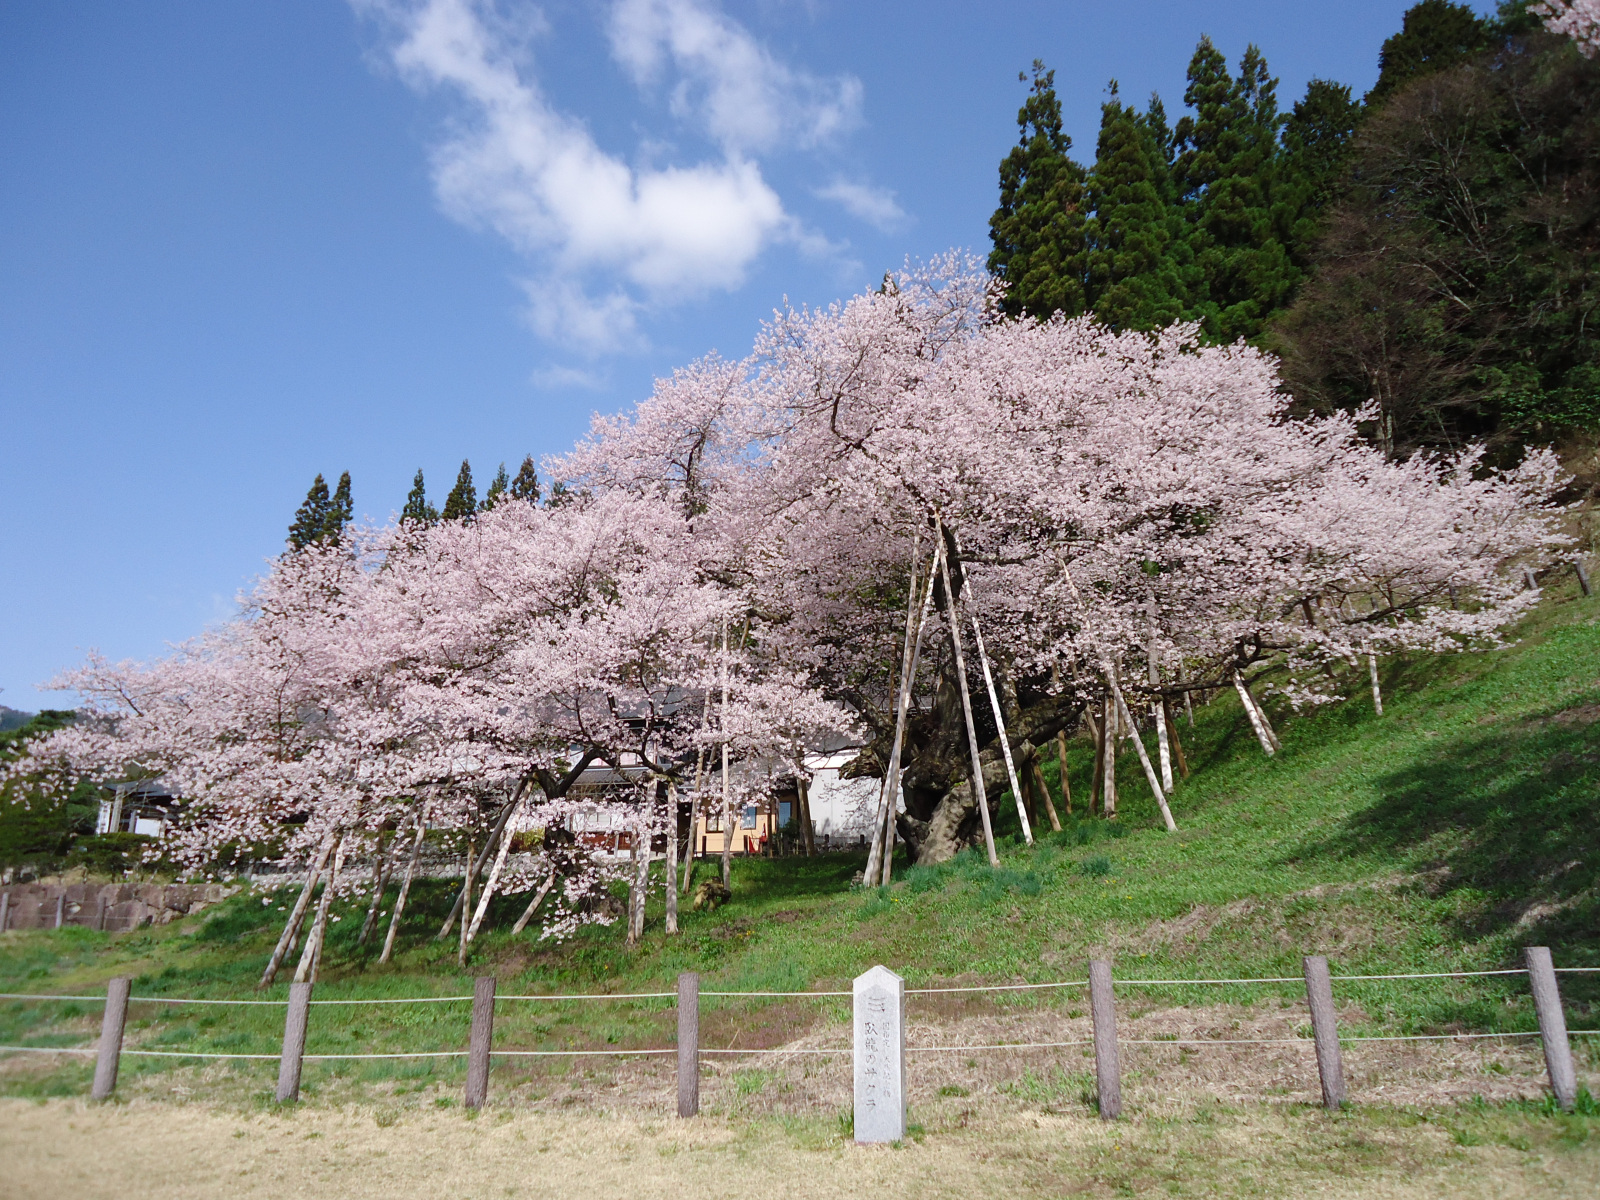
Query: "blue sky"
0 1 1489 710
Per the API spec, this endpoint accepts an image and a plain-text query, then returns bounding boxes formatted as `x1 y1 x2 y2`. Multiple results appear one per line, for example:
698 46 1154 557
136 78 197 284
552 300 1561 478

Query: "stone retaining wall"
0 882 238 932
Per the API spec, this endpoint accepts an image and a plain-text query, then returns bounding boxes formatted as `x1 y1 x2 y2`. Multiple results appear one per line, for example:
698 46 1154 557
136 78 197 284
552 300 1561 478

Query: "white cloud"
522 276 643 355
531 363 610 391
607 0 861 154
814 179 907 231
360 0 865 353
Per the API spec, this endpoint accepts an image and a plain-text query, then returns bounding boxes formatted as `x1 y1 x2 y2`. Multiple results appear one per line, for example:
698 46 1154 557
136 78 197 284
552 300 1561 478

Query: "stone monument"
853 964 905 1143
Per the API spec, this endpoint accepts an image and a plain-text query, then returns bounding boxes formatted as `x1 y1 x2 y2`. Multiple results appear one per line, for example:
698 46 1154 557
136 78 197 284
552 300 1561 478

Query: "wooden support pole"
95 896 107 932
1055 729 1072 823
1233 670 1278 756
1302 955 1346 1109
261 834 337 989
91 976 131 1101
940 536 997 866
867 533 940 887
965 603 1032 845
1089 959 1121 1120
1575 557 1592 597
464 975 496 1109
1525 946 1577 1110
54 894 64 929
1524 567 1539 591
665 782 680 935
677 972 699 1117
1110 678 1177 832
380 818 428 965
276 981 312 1103
0 891 9 932
1162 698 1190 780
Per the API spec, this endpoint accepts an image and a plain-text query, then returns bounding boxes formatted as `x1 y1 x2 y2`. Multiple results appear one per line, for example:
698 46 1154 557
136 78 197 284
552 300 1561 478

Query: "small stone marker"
853 964 905 1143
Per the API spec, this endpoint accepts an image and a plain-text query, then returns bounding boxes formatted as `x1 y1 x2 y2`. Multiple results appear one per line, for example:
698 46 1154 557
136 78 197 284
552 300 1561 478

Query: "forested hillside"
989 1 1600 459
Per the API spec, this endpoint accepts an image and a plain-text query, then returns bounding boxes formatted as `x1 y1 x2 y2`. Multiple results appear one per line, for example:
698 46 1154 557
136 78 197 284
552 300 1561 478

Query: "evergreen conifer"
510 455 541 505
1175 38 1299 341
287 475 332 551
323 471 353 542
1275 80 1363 269
401 469 438 526
442 460 477 522
483 463 510 508
1367 0 1490 104
1085 85 1186 330
988 61 1091 319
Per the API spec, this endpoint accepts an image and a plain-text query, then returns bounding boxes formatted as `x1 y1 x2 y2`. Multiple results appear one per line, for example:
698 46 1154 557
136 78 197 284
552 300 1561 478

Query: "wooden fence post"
1302 955 1346 1109
1575 558 1592 597
1089 959 1121 1120
95 896 107 933
91 976 131 1100
677 971 699 1117
275 981 312 1103
1525 947 1577 1111
1524 567 1540 591
0 891 9 932
54 894 64 929
464 975 495 1109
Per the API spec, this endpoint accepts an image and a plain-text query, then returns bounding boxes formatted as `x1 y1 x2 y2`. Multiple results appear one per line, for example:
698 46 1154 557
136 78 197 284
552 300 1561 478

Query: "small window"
741 805 758 829
778 801 792 826
705 810 723 832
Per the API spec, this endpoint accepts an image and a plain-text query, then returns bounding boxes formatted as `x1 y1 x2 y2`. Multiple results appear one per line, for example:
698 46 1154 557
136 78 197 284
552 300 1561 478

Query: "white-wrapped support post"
853 965 905 1143
1232 670 1277 756
1110 677 1176 831
965 605 1032 845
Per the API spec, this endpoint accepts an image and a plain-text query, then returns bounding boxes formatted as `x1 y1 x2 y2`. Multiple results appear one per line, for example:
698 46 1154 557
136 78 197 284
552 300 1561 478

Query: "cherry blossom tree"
1537 0 1600 56
13 254 1570 954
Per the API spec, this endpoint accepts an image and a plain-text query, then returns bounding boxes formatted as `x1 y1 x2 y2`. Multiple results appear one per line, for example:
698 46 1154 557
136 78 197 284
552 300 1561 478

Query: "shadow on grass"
1303 704 1600 981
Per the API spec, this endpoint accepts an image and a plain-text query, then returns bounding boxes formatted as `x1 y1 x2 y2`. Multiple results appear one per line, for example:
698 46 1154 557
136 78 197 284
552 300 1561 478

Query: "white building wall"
803 750 881 840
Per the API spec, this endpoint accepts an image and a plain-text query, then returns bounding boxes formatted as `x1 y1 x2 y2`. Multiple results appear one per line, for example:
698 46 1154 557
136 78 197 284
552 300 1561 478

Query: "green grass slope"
3 581 1598 1091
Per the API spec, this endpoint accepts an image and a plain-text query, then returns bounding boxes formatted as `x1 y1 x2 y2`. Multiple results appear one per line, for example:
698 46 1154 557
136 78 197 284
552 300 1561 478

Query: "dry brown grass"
5 999 1597 1199
3 1095 1597 1200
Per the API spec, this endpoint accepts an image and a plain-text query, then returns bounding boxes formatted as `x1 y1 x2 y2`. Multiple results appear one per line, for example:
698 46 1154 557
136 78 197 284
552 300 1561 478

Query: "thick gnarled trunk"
892 692 1082 866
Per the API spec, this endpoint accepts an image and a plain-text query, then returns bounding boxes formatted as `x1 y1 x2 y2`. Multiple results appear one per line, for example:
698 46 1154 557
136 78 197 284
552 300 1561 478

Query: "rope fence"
1 950 1594 1120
